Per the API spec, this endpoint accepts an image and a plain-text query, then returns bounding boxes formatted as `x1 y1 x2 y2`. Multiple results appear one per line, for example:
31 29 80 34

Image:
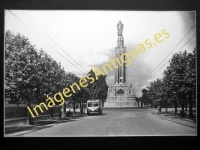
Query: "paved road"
20 109 196 136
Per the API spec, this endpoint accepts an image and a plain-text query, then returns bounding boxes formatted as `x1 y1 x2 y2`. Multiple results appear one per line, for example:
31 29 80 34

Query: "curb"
5 113 60 126
158 115 196 129
170 116 196 123
5 125 34 134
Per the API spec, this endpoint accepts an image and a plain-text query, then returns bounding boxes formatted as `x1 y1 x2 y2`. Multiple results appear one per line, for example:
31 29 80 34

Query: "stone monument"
104 21 137 108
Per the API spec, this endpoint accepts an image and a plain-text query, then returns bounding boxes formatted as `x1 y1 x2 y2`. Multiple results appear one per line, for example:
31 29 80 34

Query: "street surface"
20 109 196 136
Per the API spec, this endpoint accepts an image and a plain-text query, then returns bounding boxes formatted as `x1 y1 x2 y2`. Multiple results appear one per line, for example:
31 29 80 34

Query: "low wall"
5 104 61 119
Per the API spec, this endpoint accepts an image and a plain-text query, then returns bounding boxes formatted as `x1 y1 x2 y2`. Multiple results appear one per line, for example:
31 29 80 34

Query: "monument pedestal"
104 83 137 108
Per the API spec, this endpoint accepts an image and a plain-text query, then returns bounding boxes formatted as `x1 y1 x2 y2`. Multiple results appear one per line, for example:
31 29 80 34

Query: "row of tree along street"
139 48 196 118
5 30 108 124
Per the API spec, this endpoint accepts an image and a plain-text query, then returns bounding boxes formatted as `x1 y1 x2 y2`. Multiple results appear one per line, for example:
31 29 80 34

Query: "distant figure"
68 110 71 117
138 104 140 109
157 105 161 114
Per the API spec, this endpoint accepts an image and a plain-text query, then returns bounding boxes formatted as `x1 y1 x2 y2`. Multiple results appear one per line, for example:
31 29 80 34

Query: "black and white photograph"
4 10 196 137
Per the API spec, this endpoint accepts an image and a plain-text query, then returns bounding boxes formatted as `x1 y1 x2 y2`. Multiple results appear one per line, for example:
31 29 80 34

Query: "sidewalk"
149 108 196 129
4 111 87 136
5 113 60 126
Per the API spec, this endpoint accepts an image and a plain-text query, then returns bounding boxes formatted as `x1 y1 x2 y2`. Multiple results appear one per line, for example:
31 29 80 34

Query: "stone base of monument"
104 93 138 108
104 100 138 108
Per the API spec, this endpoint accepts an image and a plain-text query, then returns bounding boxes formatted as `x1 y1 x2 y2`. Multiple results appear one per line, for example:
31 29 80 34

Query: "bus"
87 99 103 116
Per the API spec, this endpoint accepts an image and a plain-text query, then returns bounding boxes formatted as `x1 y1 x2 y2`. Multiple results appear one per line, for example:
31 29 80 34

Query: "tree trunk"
83 102 85 114
61 102 67 118
158 100 161 113
189 91 193 118
185 100 187 114
27 100 32 125
26 89 32 125
49 107 53 120
181 94 185 118
174 99 177 115
59 106 62 119
166 98 168 114
159 100 161 113
73 99 76 116
82 101 84 113
80 101 83 114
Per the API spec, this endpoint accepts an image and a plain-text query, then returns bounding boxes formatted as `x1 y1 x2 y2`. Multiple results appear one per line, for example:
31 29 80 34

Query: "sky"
5 10 196 97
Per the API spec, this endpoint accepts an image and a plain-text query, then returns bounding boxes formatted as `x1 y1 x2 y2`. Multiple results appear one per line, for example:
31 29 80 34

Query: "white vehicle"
144 104 151 108
87 99 103 116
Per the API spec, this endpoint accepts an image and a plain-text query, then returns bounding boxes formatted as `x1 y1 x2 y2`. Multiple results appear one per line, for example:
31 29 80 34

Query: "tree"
184 48 196 118
5 30 79 123
148 79 163 113
95 75 108 106
141 88 148 106
148 48 196 117
85 69 108 102
65 73 80 116
162 49 196 117
5 31 43 124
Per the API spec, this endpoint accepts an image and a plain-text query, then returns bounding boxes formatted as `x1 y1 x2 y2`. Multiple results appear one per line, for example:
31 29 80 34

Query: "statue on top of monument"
117 20 123 36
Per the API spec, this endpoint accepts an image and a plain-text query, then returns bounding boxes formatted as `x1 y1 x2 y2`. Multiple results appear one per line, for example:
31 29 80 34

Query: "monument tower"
104 21 137 108
115 20 126 85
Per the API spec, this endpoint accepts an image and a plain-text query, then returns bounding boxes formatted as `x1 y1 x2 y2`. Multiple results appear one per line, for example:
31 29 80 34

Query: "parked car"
144 104 151 108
